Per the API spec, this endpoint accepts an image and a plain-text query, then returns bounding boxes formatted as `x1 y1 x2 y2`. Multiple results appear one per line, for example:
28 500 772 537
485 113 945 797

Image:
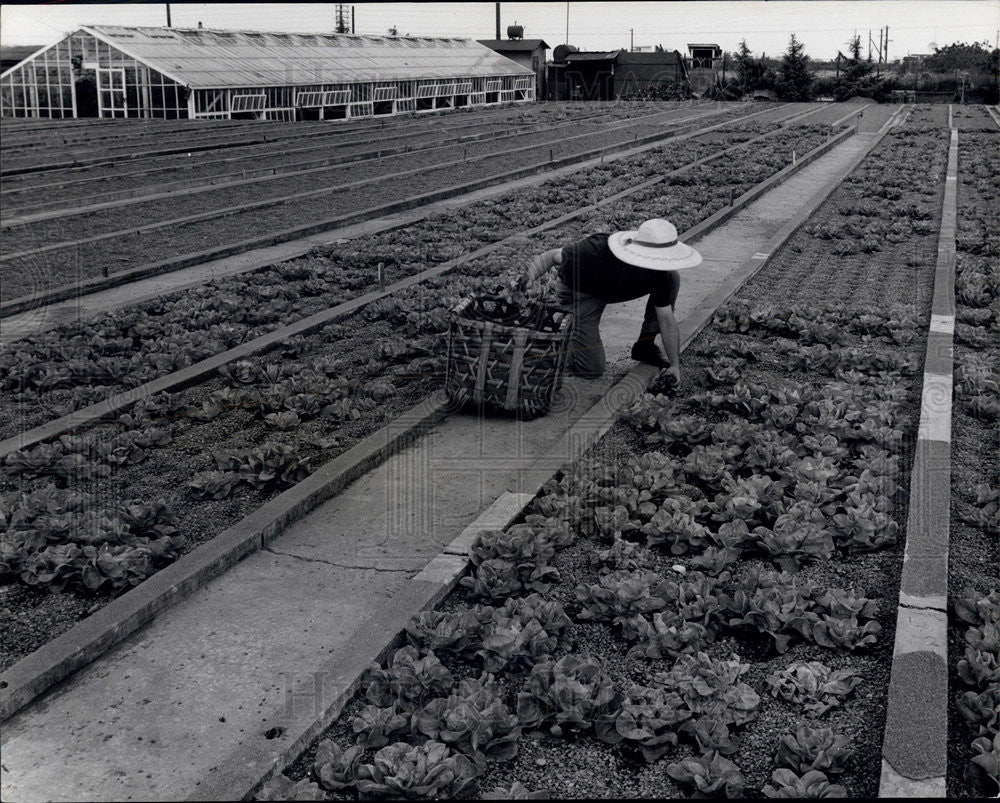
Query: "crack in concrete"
899 600 947 612
262 545 418 573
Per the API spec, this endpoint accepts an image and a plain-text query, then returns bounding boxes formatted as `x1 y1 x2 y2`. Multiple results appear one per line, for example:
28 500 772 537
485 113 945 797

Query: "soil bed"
945 126 1000 798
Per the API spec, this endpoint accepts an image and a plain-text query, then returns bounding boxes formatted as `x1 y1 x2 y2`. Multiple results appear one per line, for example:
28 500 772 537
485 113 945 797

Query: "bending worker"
524 218 703 382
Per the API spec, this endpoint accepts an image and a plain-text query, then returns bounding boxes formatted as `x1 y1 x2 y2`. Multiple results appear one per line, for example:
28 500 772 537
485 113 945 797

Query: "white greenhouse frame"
0 26 535 121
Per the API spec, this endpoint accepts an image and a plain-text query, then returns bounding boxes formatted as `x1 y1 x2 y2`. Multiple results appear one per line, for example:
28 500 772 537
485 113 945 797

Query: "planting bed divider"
0 105 803 313
0 119 866 716
2 105 718 220
251 107 953 802
946 123 1000 798
876 125 958 798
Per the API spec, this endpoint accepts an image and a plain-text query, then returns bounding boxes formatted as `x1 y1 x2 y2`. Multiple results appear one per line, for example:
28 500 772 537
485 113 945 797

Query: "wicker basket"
445 295 573 417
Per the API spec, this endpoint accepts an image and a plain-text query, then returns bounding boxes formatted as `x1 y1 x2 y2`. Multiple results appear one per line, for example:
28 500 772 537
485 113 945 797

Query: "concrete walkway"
0 131 875 802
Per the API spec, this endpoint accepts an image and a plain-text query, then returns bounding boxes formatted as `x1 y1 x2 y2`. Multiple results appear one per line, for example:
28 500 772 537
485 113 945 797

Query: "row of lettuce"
951 126 1000 797
261 286 928 799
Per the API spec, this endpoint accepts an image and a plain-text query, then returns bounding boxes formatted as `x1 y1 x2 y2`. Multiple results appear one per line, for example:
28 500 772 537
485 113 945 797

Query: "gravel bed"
0 102 687 179
1 108 809 303
945 127 1000 798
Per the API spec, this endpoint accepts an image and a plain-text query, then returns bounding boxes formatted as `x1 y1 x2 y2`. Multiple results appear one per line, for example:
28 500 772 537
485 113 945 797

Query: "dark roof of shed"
617 50 684 65
477 39 549 51
0 45 44 65
564 51 619 62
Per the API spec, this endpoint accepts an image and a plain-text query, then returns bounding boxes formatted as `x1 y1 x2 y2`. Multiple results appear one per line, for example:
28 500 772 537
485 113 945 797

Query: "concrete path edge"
0 394 451 722
877 126 958 798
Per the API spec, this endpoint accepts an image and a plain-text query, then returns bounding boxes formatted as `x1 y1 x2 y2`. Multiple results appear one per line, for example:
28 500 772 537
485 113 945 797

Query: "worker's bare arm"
526 248 564 284
653 304 681 381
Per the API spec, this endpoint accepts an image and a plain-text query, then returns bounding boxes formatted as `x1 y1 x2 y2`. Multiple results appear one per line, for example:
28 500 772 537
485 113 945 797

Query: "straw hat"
608 218 703 271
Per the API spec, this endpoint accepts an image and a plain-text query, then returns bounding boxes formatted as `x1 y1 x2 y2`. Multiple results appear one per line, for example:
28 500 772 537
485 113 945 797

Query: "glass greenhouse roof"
76 25 532 88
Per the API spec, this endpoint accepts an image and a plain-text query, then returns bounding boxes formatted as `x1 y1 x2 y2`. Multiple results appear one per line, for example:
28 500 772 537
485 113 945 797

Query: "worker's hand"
663 364 681 387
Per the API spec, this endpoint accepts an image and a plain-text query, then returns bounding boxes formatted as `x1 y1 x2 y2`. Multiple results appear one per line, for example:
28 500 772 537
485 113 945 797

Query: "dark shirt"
559 233 680 308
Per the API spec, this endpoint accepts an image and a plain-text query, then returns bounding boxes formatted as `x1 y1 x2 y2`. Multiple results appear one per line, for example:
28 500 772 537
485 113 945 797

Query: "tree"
834 33 877 100
775 33 813 100
924 41 993 72
734 39 756 93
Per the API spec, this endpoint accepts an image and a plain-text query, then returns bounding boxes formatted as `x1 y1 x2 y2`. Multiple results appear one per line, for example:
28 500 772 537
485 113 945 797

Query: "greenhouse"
0 25 535 120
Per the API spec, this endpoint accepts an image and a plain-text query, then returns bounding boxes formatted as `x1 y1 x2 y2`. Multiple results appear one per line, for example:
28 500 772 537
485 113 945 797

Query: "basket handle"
504 328 529 409
473 321 494 405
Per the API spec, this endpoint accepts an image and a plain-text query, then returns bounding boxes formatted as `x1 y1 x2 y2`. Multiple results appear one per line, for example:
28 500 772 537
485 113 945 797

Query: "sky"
1 1 997 60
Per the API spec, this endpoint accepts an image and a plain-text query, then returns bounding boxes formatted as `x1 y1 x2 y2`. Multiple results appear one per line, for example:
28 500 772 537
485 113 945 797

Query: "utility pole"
351 6 355 33
335 4 350 34
166 3 171 27
884 26 890 64
630 28 634 52
566 2 569 45
868 29 872 61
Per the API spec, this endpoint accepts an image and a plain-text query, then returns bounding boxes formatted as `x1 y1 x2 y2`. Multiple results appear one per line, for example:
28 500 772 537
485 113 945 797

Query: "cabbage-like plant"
364 646 455 712
352 704 410 749
412 677 520 764
404 607 493 655
575 569 679 640
762 768 847 798
654 652 759 727
626 613 712 662
765 661 860 717
355 741 478 799
666 751 745 797
590 537 653 576
776 725 854 775
482 781 548 799
642 508 713 554
614 684 691 762
515 655 624 741
460 558 525 601
313 739 364 791
966 733 1000 796
256 774 324 801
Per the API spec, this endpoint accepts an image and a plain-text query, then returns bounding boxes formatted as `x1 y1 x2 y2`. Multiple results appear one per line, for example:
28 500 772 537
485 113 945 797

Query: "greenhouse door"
97 67 127 118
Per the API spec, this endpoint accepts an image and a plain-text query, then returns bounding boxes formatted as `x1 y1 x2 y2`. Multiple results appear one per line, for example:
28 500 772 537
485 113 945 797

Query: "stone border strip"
0 110 836 458
195 110 907 801
0 109 888 737
0 393 452 722
985 104 1000 128
878 126 958 798
0 103 805 317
